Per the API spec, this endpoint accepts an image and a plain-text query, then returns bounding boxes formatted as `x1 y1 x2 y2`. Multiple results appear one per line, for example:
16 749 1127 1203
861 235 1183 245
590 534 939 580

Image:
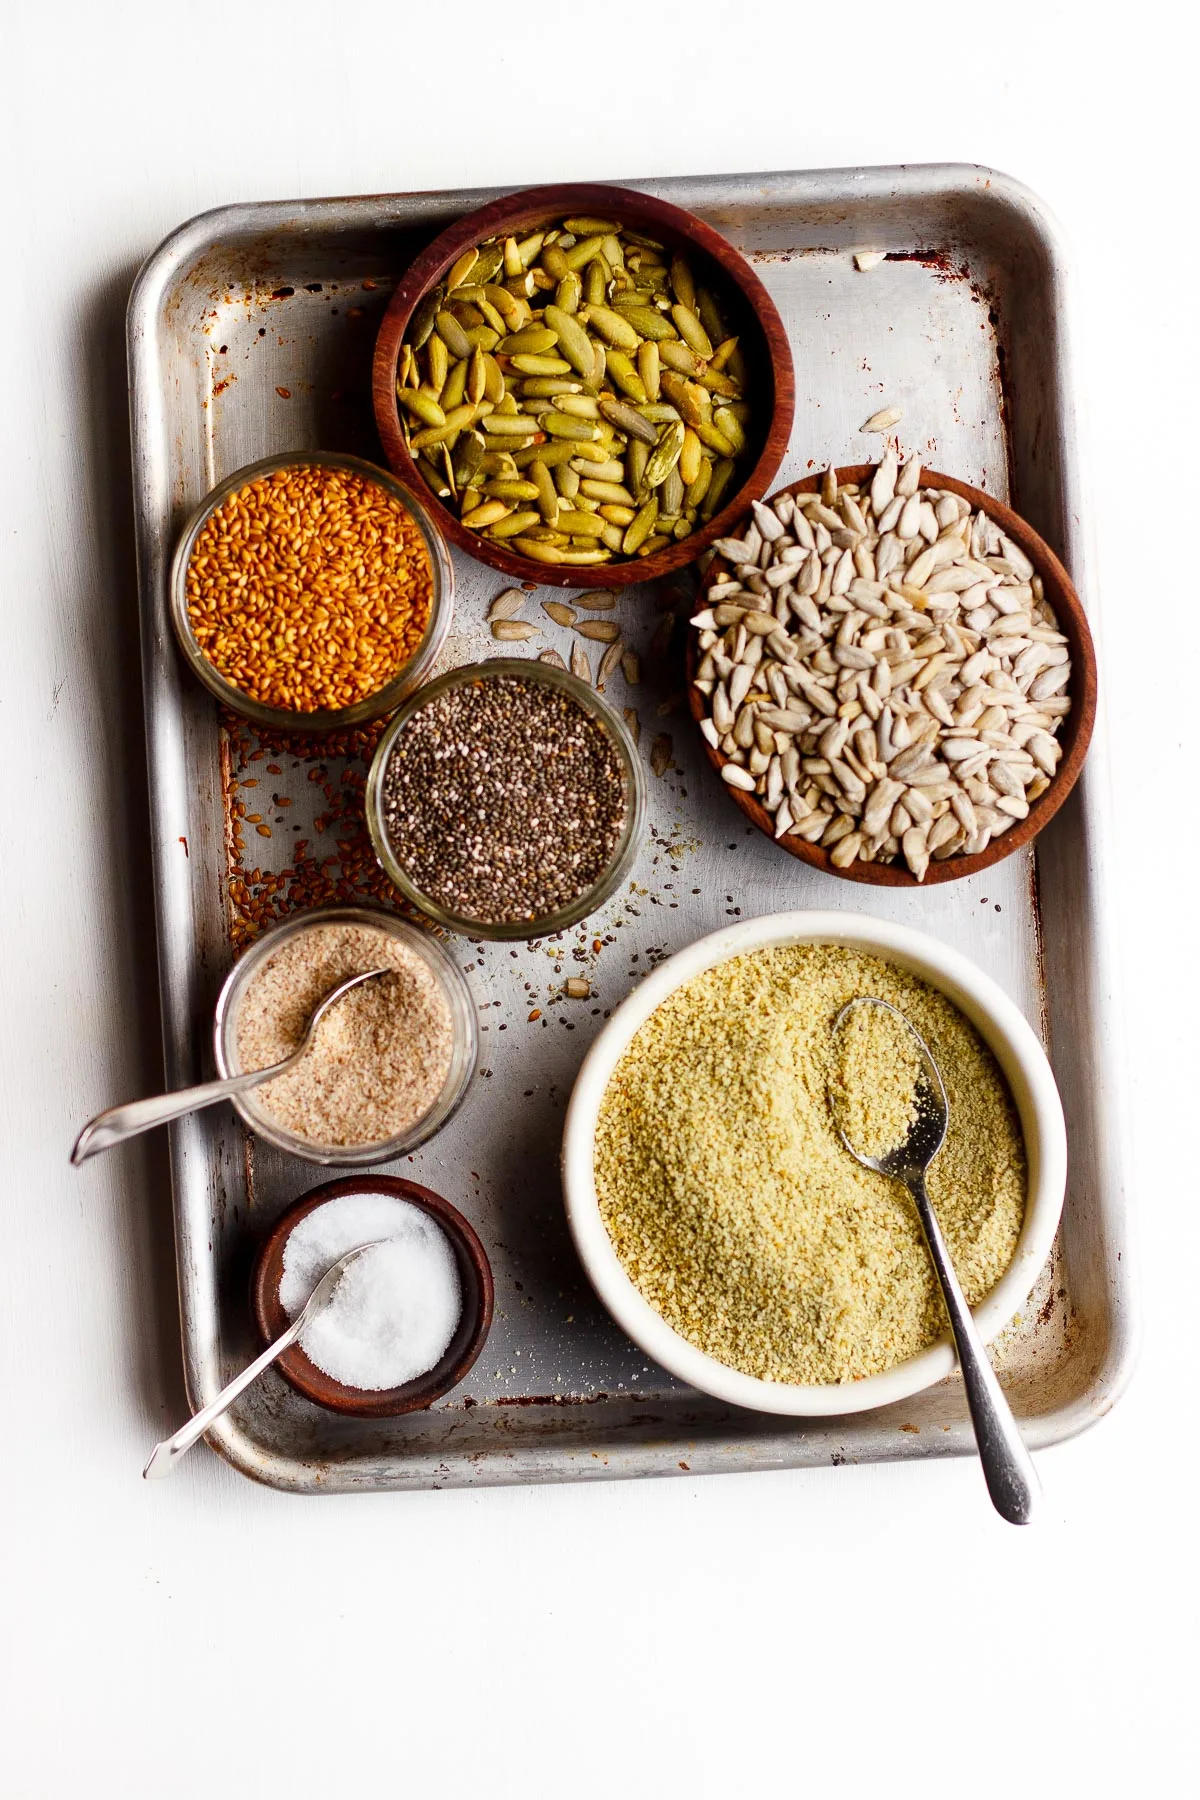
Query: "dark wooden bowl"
686 466 1098 887
372 182 795 589
252 1175 493 1418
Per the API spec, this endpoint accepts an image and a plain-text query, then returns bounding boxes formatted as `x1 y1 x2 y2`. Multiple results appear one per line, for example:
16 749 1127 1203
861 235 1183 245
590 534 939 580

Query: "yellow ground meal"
593 946 1026 1385
829 998 926 1160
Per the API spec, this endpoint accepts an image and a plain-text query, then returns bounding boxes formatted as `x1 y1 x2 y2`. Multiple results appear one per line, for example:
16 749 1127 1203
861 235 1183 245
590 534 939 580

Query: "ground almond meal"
593 945 1026 1385
235 923 453 1147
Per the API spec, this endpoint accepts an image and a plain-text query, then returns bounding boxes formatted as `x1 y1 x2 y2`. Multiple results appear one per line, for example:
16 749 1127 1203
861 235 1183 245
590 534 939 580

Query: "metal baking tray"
127 165 1134 1492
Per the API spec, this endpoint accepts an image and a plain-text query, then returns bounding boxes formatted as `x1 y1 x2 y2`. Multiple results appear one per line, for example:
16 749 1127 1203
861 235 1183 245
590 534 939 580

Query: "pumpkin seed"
604 351 647 403
643 421 686 489
555 271 583 314
488 510 542 539
409 283 445 349
435 310 472 359
584 304 640 351
613 301 678 340
543 412 601 442
623 494 659 554
599 396 658 444
510 538 611 565
670 254 697 312
638 340 661 402
399 389 447 428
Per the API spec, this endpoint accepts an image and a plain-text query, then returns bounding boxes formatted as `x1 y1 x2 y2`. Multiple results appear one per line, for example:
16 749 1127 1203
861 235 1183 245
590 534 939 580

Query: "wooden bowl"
686 466 1098 886
252 1176 493 1418
372 182 795 589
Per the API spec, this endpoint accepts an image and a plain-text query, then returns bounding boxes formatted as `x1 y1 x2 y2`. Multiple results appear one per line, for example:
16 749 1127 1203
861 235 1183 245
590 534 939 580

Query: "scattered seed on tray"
380 672 628 925
220 711 403 952
186 463 433 713
691 446 1072 879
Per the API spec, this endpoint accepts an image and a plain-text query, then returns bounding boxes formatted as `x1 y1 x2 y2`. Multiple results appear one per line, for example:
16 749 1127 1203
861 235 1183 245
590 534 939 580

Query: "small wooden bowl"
373 182 795 589
686 466 1098 886
252 1176 493 1418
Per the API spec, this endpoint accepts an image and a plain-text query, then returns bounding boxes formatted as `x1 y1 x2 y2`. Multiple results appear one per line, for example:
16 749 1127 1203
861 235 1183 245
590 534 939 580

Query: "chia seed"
380 672 628 925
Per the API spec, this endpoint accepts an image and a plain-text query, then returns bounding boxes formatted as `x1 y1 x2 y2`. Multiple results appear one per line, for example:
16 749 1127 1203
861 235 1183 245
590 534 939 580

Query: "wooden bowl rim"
372 181 795 589
252 1175 494 1418
685 464 1098 887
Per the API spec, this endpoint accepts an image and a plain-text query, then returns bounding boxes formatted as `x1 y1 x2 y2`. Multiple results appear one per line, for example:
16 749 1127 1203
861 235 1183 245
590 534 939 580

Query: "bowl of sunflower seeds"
686 453 1097 884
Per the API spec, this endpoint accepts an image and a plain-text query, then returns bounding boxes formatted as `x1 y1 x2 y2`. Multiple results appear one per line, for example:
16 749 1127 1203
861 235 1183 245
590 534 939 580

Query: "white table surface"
3 4 1194 1793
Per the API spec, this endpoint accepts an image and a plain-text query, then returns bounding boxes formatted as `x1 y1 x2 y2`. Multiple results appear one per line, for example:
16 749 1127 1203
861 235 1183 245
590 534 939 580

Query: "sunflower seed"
721 761 756 791
574 589 618 611
492 620 539 640
862 407 903 433
543 600 577 627
488 588 529 622
575 619 620 643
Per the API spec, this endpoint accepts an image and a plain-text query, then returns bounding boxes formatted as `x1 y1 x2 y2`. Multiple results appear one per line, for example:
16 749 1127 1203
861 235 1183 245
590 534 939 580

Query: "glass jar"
213 906 477 1165
169 451 454 732
364 657 647 941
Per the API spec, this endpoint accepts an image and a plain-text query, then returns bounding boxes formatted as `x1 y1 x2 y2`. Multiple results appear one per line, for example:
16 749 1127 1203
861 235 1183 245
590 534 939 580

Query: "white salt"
279 1192 462 1391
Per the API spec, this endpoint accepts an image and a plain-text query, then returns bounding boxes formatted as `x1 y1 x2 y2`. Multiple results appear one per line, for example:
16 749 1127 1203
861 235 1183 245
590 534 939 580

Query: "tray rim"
126 161 1139 1493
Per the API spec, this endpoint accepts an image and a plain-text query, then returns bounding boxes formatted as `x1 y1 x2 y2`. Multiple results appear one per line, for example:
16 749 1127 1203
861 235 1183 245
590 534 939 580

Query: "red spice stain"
179 836 189 857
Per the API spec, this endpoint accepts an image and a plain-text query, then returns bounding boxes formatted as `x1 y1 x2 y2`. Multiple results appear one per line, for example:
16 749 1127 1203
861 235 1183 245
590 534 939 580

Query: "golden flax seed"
186 464 433 714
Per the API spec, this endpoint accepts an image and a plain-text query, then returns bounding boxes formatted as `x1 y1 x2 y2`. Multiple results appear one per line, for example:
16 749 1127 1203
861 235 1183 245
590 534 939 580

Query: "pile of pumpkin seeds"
396 216 754 566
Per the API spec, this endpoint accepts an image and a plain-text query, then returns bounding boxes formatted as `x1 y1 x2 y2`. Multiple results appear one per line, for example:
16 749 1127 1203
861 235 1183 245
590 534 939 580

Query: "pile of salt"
279 1192 462 1391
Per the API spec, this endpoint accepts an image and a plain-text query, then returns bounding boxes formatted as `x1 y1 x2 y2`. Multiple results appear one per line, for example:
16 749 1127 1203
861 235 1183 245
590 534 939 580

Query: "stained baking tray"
127 165 1134 1492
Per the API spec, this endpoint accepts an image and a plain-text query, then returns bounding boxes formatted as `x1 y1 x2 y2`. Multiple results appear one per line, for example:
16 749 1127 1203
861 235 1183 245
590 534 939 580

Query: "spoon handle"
143 1323 301 1479
70 1065 282 1164
908 1172 1041 1525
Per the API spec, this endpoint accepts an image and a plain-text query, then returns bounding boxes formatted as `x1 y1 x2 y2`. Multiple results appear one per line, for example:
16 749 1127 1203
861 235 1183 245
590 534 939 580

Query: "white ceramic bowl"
562 911 1067 1416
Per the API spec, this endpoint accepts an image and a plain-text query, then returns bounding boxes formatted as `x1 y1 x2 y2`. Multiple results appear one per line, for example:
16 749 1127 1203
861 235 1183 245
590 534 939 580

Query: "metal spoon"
143 1242 380 1478
829 996 1041 1525
71 968 390 1164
